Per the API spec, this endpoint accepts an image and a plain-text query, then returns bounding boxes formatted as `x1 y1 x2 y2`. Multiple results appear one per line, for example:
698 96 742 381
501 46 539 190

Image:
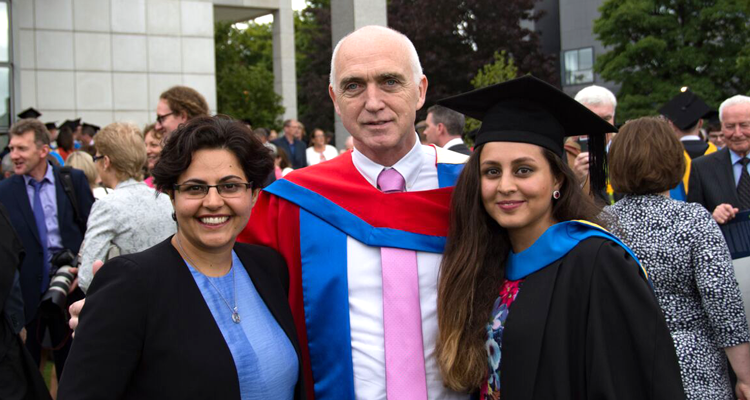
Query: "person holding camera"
0 119 94 382
58 117 304 399
77 122 175 294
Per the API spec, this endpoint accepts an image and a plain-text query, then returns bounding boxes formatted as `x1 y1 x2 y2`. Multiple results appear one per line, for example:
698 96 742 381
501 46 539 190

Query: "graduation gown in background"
500 222 685 400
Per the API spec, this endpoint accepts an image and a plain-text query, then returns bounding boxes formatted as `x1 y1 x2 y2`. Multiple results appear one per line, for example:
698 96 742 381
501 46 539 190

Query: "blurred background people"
65 151 109 200
306 128 338 166
659 90 717 159
0 118 93 387
77 123 175 293
605 117 750 399
688 95 750 224
55 127 75 162
59 117 303 400
143 123 163 188
1 153 13 179
155 86 210 137
423 105 470 155
273 119 307 169
78 124 100 157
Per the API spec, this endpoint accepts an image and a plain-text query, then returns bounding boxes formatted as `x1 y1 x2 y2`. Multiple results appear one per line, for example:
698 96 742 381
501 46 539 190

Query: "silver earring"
552 190 561 200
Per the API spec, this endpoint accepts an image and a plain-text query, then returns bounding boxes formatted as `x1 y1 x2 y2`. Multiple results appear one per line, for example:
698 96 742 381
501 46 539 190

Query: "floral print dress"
481 278 524 400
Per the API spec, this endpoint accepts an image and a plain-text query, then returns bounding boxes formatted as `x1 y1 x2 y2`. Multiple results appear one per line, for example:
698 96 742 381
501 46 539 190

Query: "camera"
39 250 79 319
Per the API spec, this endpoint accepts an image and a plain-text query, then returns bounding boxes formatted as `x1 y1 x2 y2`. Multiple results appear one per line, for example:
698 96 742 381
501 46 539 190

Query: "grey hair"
719 95 750 122
1 153 12 175
329 25 423 88
574 85 617 108
427 105 465 137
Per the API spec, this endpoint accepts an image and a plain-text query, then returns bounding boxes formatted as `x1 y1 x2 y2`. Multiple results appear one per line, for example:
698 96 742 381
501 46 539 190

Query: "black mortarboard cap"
658 90 712 131
59 118 81 131
438 75 617 194
82 123 101 134
45 122 57 131
17 107 41 119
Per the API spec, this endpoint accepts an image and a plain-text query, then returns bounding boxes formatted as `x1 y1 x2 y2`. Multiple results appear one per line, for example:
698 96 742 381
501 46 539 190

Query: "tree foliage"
594 0 750 122
214 21 285 129
388 0 557 120
293 0 556 131
295 0 335 133
465 51 519 135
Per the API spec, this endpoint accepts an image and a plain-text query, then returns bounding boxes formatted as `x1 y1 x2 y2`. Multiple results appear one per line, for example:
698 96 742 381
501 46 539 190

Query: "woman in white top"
305 129 339 166
78 123 175 293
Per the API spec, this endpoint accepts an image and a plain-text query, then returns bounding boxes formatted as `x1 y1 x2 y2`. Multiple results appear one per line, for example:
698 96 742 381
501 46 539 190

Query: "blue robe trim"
669 182 686 202
506 221 649 284
265 179 447 253
437 163 465 189
299 209 356 399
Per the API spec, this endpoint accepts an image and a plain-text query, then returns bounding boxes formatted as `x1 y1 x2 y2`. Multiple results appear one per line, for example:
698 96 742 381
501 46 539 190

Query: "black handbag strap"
58 167 86 234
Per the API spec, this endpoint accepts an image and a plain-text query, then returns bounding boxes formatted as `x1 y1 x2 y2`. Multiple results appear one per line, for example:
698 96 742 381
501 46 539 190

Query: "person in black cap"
79 123 100 157
16 108 41 120
435 75 685 399
659 90 718 159
45 122 58 149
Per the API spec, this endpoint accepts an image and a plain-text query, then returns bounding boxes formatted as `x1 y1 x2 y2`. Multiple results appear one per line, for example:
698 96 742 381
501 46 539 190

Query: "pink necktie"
377 168 428 400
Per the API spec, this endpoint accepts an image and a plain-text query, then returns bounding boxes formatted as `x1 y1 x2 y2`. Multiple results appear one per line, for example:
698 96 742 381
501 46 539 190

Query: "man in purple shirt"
0 118 93 382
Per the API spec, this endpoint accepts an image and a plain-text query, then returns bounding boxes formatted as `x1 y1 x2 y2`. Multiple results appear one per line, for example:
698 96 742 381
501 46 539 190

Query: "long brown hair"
436 143 602 392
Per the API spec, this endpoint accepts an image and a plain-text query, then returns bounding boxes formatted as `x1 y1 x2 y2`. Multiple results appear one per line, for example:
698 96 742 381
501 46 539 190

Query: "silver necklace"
176 235 240 324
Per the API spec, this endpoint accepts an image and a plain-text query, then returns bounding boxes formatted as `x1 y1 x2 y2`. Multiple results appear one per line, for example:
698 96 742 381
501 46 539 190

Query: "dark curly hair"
152 116 273 193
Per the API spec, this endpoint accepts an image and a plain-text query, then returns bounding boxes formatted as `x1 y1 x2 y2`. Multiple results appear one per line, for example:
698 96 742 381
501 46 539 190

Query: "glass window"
563 47 595 86
0 0 10 132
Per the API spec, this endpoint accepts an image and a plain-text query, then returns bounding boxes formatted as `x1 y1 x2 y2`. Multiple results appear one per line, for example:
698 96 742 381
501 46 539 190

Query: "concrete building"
4 0 296 138
557 0 618 97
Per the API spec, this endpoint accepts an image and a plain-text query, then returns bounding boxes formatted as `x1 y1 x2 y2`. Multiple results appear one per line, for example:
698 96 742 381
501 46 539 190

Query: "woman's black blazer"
58 237 306 400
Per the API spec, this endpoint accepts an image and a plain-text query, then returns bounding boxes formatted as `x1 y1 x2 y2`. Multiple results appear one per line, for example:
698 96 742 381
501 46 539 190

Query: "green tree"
295 0 334 133
214 21 284 129
594 0 750 122
464 51 519 136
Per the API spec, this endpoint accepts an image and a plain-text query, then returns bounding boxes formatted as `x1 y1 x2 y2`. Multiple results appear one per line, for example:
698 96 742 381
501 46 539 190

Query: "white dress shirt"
442 137 466 150
348 137 466 400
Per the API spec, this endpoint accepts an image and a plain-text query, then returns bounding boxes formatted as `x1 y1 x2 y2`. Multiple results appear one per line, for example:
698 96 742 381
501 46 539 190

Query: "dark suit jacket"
0 204 52 400
0 165 94 324
58 239 306 400
687 148 739 212
273 137 308 169
447 142 472 155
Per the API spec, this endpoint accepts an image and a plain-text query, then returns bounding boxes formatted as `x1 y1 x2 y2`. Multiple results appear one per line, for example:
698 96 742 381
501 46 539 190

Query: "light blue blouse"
186 251 298 400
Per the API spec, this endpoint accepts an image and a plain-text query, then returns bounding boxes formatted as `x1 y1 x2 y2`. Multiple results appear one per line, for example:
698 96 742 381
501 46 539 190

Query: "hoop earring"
552 190 561 200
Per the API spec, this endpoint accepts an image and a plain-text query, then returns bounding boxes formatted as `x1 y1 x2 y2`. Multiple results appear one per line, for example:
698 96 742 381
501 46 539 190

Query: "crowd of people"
1 23 750 400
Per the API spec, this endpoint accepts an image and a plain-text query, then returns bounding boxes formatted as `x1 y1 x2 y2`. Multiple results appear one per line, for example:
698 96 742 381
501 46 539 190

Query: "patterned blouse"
604 194 750 399
482 279 524 400
78 179 175 293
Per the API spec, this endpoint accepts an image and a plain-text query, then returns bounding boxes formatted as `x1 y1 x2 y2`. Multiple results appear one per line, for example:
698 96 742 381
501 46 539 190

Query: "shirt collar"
730 149 747 164
23 162 55 186
351 133 423 190
442 137 465 149
680 135 702 142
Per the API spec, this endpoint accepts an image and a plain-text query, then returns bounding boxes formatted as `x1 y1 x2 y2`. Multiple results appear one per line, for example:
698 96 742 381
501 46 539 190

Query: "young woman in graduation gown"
435 76 685 400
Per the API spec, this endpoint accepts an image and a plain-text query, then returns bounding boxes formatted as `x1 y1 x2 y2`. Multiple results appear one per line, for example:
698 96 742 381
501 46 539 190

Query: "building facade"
6 0 295 137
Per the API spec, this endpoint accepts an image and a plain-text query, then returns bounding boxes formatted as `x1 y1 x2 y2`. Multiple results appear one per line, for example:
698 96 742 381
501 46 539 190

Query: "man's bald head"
330 25 423 87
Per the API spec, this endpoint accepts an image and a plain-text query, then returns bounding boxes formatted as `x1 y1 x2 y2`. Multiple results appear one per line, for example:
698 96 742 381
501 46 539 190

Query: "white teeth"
200 216 229 225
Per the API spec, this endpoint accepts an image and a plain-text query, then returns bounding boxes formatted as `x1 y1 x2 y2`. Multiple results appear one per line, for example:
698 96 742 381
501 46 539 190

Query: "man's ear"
329 85 342 116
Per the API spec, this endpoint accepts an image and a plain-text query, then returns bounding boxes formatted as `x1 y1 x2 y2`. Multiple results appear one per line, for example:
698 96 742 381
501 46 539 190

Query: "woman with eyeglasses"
77 123 175 293
59 117 304 400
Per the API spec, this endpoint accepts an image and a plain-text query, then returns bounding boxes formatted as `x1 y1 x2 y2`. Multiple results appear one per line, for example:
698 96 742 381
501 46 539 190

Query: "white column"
273 0 297 121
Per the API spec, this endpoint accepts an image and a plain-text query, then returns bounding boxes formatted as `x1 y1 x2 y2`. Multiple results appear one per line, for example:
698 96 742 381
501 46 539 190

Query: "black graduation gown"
500 237 685 399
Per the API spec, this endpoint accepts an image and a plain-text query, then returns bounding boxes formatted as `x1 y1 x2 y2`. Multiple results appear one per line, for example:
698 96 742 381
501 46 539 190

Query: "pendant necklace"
176 235 240 324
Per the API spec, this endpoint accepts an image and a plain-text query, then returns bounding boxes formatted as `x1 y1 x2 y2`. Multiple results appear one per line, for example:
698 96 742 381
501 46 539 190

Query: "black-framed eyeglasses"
173 182 254 199
92 155 105 162
156 112 174 125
